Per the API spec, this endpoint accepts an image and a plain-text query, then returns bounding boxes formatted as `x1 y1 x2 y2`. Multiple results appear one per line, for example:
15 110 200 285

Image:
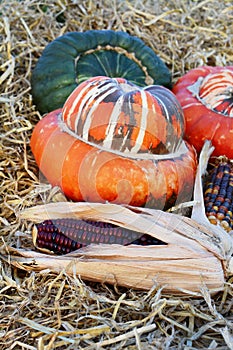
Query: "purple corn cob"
204 156 233 231
35 218 164 255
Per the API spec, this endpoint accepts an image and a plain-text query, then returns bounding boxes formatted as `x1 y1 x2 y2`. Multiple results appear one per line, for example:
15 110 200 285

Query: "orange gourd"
173 66 233 157
31 76 197 209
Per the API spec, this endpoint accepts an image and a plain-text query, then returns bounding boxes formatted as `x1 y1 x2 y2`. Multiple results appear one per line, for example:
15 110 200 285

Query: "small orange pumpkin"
31 76 197 209
173 66 233 157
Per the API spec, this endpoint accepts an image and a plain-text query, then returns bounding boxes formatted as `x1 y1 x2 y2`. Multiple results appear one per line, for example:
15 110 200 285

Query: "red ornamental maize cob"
34 219 164 255
204 156 233 232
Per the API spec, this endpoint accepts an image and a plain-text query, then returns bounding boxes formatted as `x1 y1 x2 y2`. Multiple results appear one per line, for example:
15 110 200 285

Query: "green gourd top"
31 30 172 114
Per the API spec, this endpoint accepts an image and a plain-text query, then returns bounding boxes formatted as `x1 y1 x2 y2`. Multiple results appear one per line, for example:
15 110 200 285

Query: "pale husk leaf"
2 199 228 294
191 140 233 272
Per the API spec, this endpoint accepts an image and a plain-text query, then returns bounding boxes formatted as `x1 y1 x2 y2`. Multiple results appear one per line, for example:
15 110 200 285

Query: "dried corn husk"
1 142 233 295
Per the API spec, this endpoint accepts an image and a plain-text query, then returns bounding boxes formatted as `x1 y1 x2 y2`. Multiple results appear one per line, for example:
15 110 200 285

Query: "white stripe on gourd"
82 85 118 140
103 94 125 149
64 81 92 128
131 89 148 153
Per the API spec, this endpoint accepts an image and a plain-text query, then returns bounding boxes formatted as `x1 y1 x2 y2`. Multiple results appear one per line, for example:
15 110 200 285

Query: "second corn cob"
34 218 164 254
204 156 233 232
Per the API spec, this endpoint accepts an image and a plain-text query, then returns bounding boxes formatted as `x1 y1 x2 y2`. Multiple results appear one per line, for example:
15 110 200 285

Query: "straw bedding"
0 0 233 349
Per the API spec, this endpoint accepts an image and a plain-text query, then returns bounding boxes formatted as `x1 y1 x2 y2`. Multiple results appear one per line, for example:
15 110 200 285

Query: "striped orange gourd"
173 66 233 157
31 76 197 209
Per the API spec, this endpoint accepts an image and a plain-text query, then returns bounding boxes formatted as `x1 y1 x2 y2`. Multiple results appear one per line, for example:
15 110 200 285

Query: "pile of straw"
1 1 233 349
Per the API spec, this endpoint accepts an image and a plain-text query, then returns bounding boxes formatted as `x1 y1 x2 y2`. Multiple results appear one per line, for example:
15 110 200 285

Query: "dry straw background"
0 0 233 349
